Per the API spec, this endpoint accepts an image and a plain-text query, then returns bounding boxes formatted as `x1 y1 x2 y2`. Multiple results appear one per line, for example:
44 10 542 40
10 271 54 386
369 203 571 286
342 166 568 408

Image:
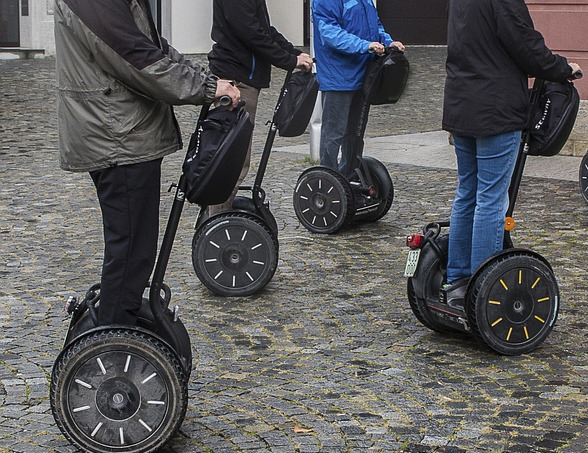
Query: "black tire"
51 329 188 453
356 156 394 222
293 167 353 234
192 212 278 296
409 234 455 333
579 152 588 204
407 279 438 331
468 252 559 355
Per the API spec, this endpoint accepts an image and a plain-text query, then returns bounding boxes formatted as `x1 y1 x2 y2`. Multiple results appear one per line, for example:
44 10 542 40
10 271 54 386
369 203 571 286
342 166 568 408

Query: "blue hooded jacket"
312 0 393 91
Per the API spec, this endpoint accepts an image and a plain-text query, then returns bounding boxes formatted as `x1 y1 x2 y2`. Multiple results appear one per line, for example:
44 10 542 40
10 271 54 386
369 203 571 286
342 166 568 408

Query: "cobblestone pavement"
2 48 588 453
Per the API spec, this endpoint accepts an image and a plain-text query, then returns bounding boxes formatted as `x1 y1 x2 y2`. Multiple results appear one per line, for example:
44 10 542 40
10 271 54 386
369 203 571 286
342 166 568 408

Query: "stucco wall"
527 0 588 99
527 0 588 156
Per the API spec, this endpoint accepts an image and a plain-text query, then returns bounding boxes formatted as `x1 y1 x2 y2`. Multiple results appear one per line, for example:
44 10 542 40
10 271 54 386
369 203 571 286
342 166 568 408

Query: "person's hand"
296 53 314 72
368 42 385 55
214 79 240 109
389 41 405 52
569 62 583 80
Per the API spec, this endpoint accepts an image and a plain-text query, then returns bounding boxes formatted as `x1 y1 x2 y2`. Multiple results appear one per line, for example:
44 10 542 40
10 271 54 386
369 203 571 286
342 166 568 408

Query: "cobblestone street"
2 48 588 453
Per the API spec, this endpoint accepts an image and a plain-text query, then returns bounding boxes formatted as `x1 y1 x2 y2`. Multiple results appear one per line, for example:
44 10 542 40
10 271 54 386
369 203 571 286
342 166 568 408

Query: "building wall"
527 0 588 156
167 0 304 55
526 0 588 99
14 0 54 51
378 0 447 45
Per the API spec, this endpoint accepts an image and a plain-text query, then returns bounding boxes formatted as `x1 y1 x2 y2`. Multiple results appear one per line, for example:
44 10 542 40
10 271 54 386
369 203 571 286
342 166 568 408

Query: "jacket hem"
60 146 180 173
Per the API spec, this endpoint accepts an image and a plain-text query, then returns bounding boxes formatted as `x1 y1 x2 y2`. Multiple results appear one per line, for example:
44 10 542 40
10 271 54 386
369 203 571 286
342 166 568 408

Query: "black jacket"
442 0 572 137
208 0 301 89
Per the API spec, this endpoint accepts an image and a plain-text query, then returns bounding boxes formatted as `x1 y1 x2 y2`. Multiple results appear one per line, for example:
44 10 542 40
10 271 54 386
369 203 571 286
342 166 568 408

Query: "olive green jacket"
54 0 218 172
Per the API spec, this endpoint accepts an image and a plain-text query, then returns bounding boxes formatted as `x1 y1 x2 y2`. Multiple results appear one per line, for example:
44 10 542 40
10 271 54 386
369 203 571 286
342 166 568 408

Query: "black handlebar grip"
218 95 232 107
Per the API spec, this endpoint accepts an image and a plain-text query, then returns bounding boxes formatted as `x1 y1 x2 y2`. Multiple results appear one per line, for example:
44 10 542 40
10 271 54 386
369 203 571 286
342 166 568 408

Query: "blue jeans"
320 90 369 177
446 131 522 283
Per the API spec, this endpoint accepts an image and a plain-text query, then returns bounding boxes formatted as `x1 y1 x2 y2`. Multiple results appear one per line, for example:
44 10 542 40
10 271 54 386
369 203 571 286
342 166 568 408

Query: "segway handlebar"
571 69 583 80
218 95 232 106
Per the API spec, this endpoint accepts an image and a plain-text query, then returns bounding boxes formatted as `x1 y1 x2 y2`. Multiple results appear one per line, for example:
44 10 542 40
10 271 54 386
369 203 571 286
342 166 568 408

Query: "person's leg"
90 158 162 326
206 82 260 216
340 90 370 178
319 91 354 171
446 135 478 284
470 130 521 272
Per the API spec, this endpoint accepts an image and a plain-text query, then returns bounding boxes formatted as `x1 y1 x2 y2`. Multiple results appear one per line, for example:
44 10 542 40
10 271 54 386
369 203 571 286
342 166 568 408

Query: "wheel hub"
311 193 328 213
96 377 140 421
221 244 249 270
505 292 533 323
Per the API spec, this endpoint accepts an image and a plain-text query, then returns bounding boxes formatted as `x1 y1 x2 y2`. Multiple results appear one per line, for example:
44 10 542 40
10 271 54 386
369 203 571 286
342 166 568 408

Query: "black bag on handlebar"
182 105 253 205
274 70 319 137
527 80 579 156
363 49 409 105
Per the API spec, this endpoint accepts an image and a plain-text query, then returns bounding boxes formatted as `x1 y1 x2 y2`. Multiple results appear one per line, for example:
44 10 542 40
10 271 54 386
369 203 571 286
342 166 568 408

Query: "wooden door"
377 0 448 45
0 0 20 47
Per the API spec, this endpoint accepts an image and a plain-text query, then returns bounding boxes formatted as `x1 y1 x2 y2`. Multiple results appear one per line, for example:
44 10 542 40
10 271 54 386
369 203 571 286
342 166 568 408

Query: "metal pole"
308 5 321 162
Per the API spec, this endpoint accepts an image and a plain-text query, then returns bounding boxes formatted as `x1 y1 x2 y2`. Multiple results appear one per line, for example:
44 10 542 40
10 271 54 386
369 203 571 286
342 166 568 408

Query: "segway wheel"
579 152 588 204
51 329 188 453
356 156 394 222
408 234 455 333
468 252 559 355
407 279 439 331
293 167 353 234
192 212 278 296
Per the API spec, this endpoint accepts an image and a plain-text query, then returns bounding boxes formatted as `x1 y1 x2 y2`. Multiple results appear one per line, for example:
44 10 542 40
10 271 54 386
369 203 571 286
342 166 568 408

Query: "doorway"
0 0 20 47
378 0 448 45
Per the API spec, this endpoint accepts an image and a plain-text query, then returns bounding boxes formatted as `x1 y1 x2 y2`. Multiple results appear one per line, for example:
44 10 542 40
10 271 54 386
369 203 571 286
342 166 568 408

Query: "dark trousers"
90 158 162 326
320 90 370 178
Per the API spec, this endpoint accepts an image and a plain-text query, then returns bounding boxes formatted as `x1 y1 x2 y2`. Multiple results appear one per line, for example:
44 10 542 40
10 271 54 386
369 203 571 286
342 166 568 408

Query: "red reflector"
406 234 423 248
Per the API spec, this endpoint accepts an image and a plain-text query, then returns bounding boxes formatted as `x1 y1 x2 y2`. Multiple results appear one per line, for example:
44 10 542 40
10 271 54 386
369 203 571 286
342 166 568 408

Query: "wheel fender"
362 156 393 195
466 248 553 309
54 325 184 374
232 196 279 237
296 165 348 189
232 195 256 213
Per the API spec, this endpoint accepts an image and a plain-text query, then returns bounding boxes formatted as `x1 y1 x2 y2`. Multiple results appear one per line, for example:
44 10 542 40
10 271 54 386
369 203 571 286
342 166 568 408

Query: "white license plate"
403 249 421 278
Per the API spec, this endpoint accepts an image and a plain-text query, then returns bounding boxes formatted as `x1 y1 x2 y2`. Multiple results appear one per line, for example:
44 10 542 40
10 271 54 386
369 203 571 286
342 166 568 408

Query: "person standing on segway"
312 0 404 178
204 0 314 218
440 0 582 305
54 0 240 326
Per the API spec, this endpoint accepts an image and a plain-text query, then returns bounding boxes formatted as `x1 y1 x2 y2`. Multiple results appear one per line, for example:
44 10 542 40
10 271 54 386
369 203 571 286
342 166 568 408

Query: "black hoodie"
208 0 301 89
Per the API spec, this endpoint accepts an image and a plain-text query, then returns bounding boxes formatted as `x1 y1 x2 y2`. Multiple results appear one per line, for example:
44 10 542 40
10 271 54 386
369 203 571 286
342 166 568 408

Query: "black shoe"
439 277 469 308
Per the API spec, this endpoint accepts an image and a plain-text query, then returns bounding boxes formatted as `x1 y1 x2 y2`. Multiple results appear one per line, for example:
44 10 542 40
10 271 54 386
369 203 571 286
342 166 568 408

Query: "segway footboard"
62 287 192 375
405 232 468 334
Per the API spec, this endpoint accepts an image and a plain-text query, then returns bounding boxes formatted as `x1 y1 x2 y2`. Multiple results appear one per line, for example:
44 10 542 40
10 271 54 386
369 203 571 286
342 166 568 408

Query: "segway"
292 48 408 234
192 69 319 296
580 151 588 204
404 74 582 355
50 98 252 453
